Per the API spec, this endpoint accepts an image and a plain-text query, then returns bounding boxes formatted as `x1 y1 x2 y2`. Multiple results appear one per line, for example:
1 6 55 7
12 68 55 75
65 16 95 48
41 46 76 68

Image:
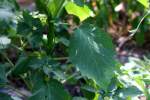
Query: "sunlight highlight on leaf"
65 2 95 21
137 0 149 8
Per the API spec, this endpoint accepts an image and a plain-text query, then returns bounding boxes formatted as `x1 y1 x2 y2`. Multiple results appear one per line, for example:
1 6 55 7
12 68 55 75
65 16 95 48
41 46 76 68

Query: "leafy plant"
0 0 149 100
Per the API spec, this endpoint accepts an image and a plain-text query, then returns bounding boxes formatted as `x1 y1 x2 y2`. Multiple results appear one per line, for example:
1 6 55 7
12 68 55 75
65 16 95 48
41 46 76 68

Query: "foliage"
65 2 94 21
137 0 149 8
69 23 119 89
0 0 149 100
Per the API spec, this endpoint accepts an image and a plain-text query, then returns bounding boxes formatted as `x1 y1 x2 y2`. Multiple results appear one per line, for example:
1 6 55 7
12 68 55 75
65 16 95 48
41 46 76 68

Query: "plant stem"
61 72 79 83
129 10 150 37
5 84 30 97
52 57 68 61
1 53 15 67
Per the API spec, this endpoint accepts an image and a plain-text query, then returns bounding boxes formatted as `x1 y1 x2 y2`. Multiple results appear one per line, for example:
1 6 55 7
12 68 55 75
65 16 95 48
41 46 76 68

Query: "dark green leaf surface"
73 97 87 100
0 93 12 100
118 86 142 96
114 86 142 99
29 72 71 100
69 23 119 89
11 56 30 76
0 64 7 83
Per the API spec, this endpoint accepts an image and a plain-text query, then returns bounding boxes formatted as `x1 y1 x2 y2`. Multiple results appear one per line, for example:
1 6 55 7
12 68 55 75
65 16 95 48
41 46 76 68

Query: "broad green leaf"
30 80 71 100
69 23 119 89
116 86 142 98
137 0 149 8
29 72 71 100
65 2 94 22
11 55 47 75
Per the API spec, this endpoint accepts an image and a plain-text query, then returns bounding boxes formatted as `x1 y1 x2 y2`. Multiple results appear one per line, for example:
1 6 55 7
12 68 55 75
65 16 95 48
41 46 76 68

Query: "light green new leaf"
137 0 149 8
35 0 65 18
65 2 94 22
47 0 65 18
69 23 119 89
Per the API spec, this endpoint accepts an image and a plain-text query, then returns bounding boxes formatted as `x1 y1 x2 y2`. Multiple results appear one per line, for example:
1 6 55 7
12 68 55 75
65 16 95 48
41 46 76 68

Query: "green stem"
61 72 79 83
0 52 16 76
47 17 55 54
35 0 55 54
20 75 32 91
1 53 15 68
44 3 55 54
56 0 66 18
51 57 68 61
129 10 150 37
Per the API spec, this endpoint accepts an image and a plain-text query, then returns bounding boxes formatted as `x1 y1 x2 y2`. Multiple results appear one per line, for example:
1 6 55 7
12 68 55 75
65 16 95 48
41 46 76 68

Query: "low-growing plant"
0 0 149 100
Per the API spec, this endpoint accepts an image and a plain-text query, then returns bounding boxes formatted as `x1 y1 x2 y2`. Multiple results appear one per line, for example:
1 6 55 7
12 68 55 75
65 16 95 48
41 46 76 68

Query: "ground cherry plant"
0 0 149 100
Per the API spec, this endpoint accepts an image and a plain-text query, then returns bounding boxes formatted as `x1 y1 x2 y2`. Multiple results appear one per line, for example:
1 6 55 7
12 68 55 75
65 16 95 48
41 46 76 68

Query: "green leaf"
17 11 43 34
69 23 119 89
47 0 65 18
117 86 142 98
17 11 33 35
65 2 94 22
29 72 71 100
36 0 65 18
73 97 87 100
17 21 31 35
28 32 43 48
11 56 31 76
17 11 44 48
11 54 47 75
0 64 7 83
137 0 149 8
135 32 145 46
0 93 13 100
81 86 96 99
28 56 51 70
30 80 71 100
74 0 84 7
